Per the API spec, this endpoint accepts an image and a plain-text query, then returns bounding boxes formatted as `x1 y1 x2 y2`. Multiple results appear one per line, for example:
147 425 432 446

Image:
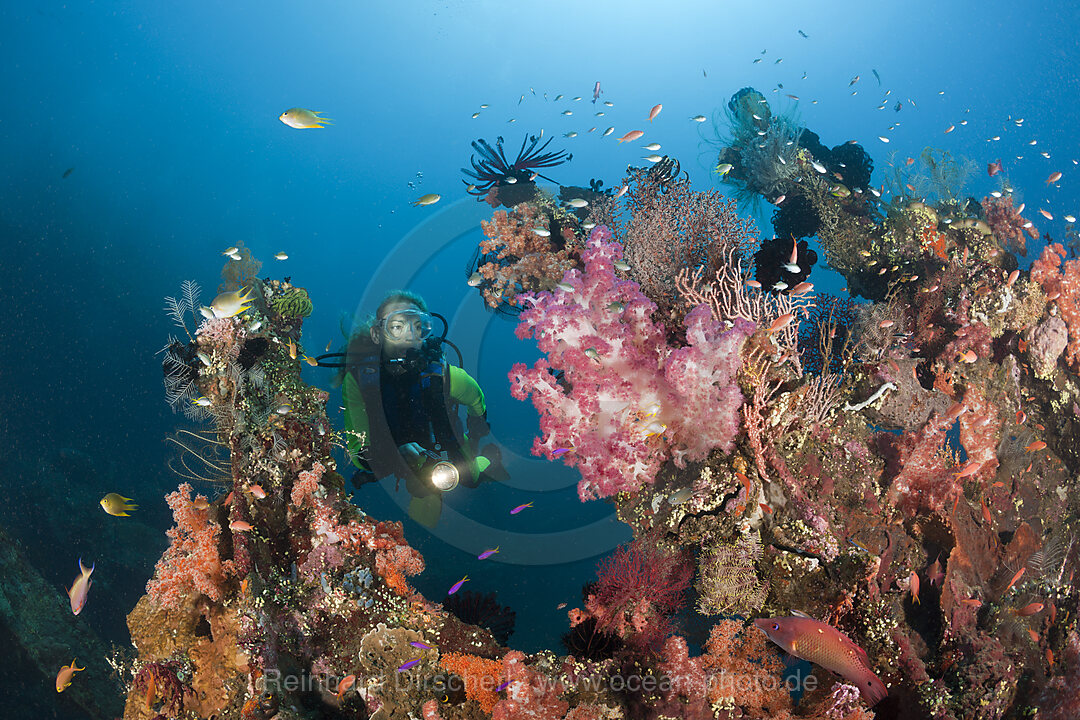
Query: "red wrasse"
755 616 887 706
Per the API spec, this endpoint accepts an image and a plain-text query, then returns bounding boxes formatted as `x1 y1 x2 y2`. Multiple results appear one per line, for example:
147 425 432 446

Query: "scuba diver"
335 291 505 528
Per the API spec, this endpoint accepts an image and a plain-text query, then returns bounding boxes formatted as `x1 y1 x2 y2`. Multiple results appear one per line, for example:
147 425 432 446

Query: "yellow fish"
56 659 84 692
210 287 253 318
100 493 137 516
279 108 333 129
412 193 441 206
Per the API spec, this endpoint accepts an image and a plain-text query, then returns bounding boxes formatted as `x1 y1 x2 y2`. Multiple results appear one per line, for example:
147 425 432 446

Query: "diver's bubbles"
354 197 627 564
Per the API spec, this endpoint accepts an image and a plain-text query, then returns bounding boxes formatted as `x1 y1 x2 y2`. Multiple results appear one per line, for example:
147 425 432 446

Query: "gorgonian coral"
584 540 692 648
595 164 760 325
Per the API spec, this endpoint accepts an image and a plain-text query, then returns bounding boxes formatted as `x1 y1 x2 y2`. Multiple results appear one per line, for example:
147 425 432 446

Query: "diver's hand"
466 412 491 440
398 442 426 467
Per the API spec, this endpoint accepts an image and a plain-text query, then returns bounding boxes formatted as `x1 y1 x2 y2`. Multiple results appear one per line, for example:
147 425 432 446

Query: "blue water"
2 1 1079 717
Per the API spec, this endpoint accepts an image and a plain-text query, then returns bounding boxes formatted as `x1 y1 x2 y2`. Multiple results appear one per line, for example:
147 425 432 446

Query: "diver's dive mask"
379 309 434 342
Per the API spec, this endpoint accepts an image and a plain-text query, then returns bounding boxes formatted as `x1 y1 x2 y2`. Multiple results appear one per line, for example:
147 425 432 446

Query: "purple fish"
477 546 500 560
410 641 433 649
551 448 571 457
592 81 602 103
397 659 420 672
496 680 510 692
510 502 533 515
448 575 469 595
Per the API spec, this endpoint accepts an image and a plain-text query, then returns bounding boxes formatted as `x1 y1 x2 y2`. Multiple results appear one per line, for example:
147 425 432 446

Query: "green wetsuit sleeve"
448 365 486 417
342 373 370 468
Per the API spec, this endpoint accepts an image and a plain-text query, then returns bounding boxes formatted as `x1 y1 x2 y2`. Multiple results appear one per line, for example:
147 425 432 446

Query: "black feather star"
461 135 572 196
443 590 516 645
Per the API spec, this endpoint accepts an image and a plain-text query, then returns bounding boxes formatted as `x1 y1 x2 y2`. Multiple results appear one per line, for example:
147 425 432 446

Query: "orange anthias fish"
68 559 94 615
755 616 887 706
55 659 85 692
768 313 795 333
617 130 645 144
954 460 982 478
145 671 157 709
336 674 356 698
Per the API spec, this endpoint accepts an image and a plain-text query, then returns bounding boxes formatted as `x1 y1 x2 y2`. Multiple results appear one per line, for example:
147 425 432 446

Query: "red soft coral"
1031 242 1080 370
982 195 1039 256
478 204 580 309
491 651 569 720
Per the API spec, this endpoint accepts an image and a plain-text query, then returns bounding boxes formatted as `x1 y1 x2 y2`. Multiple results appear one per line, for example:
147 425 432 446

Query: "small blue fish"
478 547 500 560
496 680 510 692
410 641 433 650
397 659 420 672
847 537 873 554
448 575 469 595
510 502 533 515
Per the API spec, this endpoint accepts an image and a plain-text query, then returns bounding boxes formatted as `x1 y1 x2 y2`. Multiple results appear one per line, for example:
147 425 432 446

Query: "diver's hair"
334 290 437 386
377 290 428 319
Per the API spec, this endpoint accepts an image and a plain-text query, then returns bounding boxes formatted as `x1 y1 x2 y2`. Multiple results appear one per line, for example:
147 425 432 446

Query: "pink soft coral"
509 225 750 500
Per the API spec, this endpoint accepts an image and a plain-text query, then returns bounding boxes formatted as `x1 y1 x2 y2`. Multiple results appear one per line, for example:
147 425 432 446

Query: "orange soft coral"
146 483 231 609
701 620 794 718
439 653 503 713
478 204 579 308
